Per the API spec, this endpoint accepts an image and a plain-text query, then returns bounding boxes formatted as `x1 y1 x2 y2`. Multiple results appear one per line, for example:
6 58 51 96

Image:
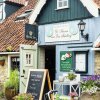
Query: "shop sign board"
60 51 73 72
45 23 79 42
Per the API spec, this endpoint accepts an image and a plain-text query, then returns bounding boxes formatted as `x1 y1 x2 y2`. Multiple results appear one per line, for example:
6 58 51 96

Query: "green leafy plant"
0 82 5 98
4 69 19 93
13 93 34 100
6 46 13 52
55 94 60 100
0 56 5 60
67 73 76 81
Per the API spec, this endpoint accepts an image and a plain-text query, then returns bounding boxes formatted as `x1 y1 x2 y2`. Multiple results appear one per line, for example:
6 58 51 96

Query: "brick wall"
94 51 100 74
0 56 8 83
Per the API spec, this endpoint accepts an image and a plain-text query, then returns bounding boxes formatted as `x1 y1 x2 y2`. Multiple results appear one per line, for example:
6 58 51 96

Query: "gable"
80 0 99 17
36 0 92 25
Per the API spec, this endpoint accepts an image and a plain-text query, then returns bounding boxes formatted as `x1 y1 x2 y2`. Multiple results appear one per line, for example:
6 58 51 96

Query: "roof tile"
0 0 38 52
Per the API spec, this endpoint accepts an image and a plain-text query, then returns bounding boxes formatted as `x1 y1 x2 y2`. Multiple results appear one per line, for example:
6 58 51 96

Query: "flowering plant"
81 75 100 95
69 92 78 97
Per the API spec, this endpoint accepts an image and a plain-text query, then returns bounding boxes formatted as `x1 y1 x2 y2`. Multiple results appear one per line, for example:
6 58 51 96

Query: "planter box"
0 60 5 66
80 92 100 100
13 93 34 100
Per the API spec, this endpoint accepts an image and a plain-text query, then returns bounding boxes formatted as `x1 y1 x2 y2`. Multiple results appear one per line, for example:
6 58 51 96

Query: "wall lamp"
78 20 89 41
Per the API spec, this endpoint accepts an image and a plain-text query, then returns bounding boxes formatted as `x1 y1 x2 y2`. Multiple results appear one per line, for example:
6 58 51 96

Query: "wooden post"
46 69 54 100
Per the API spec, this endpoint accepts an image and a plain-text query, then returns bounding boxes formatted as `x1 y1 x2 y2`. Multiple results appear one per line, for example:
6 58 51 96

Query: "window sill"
55 7 69 10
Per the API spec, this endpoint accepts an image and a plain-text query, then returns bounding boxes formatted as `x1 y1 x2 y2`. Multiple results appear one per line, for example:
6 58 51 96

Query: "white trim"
29 0 47 24
8 55 10 77
0 52 19 55
80 0 99 17
91 48 100 51
93 34 100 47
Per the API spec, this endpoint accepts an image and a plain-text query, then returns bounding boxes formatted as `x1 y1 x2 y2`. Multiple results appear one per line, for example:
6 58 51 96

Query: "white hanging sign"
45 23 79 42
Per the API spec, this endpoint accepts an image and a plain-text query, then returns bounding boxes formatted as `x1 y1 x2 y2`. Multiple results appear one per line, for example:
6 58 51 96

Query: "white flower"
61 55 66 60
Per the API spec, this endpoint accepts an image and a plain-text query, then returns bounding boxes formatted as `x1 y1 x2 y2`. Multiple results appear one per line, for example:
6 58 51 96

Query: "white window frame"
8 55 19 77
0 3 3 20
57 0 69 10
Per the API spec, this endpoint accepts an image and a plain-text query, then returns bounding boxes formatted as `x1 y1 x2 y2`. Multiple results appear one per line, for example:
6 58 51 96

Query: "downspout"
99 8 100 15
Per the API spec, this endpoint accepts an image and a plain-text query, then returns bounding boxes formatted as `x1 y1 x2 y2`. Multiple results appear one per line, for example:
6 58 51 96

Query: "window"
57 0 69 9
15 9 32 21
11 57 20 70
74 51 88 73
0 3 3 21
24 52 33 66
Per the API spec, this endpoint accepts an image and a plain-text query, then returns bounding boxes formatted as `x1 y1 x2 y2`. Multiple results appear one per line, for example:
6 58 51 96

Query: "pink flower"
68 92 78 97
65 53 70 58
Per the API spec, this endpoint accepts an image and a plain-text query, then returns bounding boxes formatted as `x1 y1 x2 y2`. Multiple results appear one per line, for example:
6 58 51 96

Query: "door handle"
24 77 27 79
21 75 24 77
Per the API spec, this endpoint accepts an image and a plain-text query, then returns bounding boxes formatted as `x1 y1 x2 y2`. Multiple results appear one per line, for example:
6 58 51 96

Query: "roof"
29 0 100 24
80 0 100 17
94 0 100 8
0 0 38 52
5 0 27 6
29 0 46 24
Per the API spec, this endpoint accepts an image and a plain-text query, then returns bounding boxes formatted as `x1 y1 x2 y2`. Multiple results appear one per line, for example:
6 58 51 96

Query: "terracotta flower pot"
0 60 5 66
71 97 74 100
5 88 17 100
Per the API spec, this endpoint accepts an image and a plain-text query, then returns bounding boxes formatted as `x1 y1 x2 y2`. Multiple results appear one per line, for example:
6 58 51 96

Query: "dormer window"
57 0 69 10
15 9 33 21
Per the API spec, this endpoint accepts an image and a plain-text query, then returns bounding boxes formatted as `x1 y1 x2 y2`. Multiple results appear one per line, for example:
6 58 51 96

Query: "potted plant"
13 93 34 100
67 73 76 81
0 56 5 66
4 69 19 100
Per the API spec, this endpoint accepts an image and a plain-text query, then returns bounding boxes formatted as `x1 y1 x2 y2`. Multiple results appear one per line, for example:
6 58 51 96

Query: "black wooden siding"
36 0 92 25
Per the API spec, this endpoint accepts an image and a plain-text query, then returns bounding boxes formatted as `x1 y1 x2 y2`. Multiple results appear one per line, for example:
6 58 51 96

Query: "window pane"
59 0 62 1
59 2 63 7
63 1 67 6
11 57 20 71
58 0 68 8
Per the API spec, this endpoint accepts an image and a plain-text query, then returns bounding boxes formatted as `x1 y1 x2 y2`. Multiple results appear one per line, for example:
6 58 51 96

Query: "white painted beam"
29 0 47 24
80 0 99 17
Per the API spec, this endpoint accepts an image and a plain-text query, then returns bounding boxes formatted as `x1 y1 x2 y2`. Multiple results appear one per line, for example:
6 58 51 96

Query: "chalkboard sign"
25 69 52 100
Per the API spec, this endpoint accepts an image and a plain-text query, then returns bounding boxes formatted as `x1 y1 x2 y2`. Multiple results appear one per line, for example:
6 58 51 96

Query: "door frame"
20 43 38 93
8 54 19 77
